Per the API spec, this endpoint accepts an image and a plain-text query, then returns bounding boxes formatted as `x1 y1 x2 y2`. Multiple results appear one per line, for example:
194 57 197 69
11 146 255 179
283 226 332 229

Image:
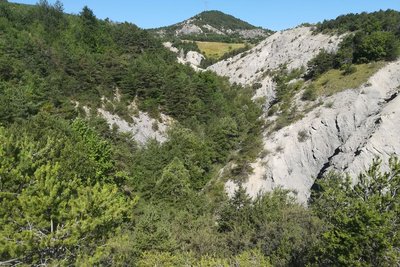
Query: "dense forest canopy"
194 11 257 30
0 1 399 266
315 9 400 34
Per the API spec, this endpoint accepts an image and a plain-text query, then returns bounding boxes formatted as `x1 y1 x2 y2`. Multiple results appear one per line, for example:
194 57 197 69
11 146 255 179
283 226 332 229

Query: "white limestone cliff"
211 27 400 202
226 60 400 203
208 27 343 107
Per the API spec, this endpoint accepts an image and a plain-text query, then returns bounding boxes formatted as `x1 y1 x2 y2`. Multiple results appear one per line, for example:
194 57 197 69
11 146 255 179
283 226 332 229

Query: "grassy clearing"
196 41 246 59
313 62 385 97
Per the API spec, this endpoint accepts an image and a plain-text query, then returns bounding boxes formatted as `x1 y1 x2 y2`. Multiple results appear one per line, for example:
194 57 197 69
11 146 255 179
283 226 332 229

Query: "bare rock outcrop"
226 60 400 203
152 11 272 43
178 51 205 68
208 27 343 106
77 92 173 145
210 26 400 202
176 22 203 35
97 108 173 145
163 42 205 71
237 29 270 39
203 24 225 35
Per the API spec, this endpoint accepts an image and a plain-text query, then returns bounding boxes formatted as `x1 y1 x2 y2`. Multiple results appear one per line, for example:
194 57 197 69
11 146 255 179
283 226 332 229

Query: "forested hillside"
0 1 399 266
152 10 272 43
307 10 400 80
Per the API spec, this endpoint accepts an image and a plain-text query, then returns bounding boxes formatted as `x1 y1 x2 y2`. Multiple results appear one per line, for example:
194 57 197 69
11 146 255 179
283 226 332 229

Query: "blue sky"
10 0 400 31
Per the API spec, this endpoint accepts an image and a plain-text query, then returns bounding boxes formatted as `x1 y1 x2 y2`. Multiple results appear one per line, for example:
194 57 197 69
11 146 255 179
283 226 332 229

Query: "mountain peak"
193 10 259 31
152 10 273 43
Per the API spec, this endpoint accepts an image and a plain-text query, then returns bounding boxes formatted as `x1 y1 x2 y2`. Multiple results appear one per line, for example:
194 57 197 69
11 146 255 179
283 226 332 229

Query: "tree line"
307 9 400 80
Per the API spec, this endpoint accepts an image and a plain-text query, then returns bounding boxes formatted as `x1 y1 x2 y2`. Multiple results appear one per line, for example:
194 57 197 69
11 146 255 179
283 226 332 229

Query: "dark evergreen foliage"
307 10 400 80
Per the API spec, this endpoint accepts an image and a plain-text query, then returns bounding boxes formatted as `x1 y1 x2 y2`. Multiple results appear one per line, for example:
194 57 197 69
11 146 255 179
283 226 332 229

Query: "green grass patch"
313 62 385 97
196 41 246 59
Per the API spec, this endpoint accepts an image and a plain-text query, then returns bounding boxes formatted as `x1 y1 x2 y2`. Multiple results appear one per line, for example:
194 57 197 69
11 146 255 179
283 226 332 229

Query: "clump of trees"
315 9 400 35
0 116 137 265
311 158 400 266
171 39 201 54
307 9 400 80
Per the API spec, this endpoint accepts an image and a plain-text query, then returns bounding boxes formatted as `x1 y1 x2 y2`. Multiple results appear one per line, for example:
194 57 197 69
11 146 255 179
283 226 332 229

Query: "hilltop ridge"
151 10 273 43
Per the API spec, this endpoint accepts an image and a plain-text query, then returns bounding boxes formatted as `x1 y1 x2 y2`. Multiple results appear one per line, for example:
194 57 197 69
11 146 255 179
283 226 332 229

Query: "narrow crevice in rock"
334 117 340 134
311 146 343 194
354 149 362 156
316 147 342 179
310 180 322 193
375 117 382 125
384 91 399 103
334 116 344 143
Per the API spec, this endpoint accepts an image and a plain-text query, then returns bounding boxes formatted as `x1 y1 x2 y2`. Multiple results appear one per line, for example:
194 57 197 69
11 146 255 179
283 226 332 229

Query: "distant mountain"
152 10 273 43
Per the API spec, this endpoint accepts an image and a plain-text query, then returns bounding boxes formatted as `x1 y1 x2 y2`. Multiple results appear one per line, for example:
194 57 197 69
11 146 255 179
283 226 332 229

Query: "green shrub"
267 105 278 116
301 85 317 101
252 82 263 90
306 50 336 80
342 64 357 75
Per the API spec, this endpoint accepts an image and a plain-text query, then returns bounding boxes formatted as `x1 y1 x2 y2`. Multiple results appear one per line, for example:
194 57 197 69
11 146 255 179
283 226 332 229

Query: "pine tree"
311 158 400 266
0 126 137 265
153 157 191 204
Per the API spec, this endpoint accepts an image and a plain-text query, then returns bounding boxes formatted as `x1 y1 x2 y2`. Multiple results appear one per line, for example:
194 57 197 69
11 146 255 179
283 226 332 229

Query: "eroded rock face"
208 27 343 106
168 22 269 40
163 41 179 53
97 108 173 145
237 29 269 39
226 60 400 203
176 22 203 35
163 42 205 71
210 26 400 203
203 24 225 35
209 27 342 84
181 51 205 68
77 93 173 145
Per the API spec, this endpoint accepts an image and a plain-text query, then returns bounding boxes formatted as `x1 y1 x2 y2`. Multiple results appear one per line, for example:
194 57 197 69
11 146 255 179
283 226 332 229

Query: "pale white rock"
208 27 343 106
251 76 275 104
97 108 173 145
176 23 203 35
203 24 225 35
237 29 269 39
329 65 400 176
114 87 122 102
163 42 179 53
82 106 91 116
163 42 205 71
176 52 205 71
183 51 205 67
234 60 400 203
77 95 173 145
